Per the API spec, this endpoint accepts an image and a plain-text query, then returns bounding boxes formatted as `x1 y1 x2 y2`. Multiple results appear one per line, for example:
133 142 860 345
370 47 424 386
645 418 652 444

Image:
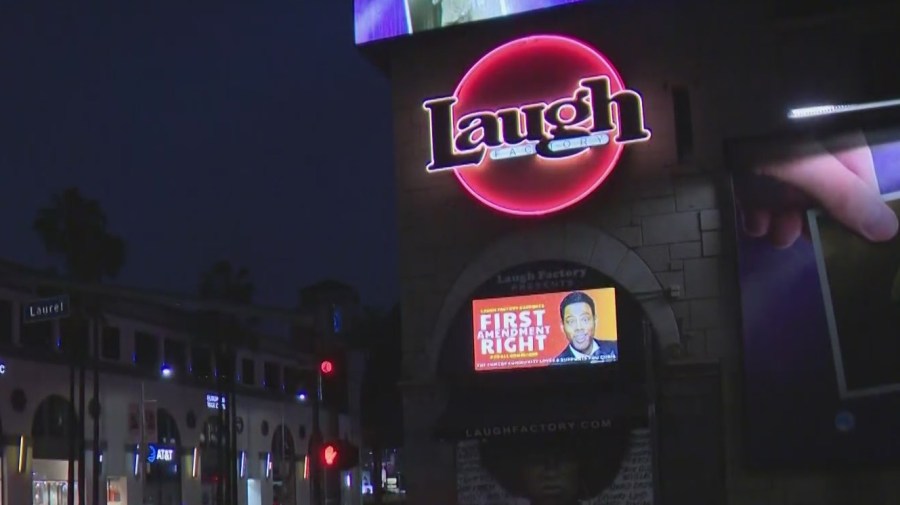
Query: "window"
241 358 255 386
163 339 187 373
332 305 343 334
283 367 309 397
101 326 121 360
59 316 90 359
0 300 12 345
218 351 236 383
21 319 53 351
191 346 214 382
672 86 694 163
134 331 159 370
263 362 281 392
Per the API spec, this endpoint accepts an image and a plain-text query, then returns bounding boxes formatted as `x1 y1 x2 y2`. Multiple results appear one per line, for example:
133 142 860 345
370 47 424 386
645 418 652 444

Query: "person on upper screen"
553 291 617 364
406 0 441 32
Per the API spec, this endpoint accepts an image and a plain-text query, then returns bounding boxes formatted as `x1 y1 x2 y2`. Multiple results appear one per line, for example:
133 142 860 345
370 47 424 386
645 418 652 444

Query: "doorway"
247 479 262 505
33 480 78 505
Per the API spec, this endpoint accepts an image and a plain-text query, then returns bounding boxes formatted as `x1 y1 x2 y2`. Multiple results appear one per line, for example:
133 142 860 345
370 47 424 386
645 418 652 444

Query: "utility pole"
215 342 225 505
68 342 76 505
78 326 87 505
230 368 239 505
91 315 101 505
309 368 323 505
140 381 146 483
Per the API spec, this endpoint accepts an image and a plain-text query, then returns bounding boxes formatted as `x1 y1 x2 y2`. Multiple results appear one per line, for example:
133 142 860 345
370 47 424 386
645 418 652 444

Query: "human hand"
738 130 899 248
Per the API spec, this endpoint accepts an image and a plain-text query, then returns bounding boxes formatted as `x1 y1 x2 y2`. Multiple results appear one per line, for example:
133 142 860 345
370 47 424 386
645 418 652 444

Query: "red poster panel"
472 288 618 372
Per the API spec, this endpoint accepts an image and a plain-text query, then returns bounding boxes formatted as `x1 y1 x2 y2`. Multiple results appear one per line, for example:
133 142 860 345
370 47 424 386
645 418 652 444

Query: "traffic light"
319 439 360 471
318 354 348 412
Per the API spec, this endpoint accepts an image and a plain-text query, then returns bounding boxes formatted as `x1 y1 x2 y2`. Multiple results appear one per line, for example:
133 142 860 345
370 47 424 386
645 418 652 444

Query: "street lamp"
160 364 173 379
296 391 307 403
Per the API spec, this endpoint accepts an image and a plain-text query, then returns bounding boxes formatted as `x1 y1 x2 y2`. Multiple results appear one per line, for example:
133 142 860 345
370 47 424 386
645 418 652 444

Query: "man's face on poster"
520 449 580 505
561 301 595 352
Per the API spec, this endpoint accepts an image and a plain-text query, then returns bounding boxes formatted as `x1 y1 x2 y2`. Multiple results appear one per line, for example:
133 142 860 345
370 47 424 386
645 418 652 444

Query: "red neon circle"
320 360 334 375
451 35 627 216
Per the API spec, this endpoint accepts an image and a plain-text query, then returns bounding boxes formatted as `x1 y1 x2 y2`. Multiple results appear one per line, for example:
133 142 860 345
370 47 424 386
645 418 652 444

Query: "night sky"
0 1 398 309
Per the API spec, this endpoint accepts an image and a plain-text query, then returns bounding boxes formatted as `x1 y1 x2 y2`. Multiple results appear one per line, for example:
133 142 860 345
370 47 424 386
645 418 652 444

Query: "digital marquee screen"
472 288 618 372
354 0 588 45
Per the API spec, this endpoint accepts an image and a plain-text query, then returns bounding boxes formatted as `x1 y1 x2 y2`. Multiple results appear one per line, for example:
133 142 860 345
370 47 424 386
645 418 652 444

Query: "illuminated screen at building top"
354 0 588 45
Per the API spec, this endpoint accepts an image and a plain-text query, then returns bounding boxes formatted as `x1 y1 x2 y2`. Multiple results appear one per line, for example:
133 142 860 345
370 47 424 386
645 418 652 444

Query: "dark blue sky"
0 1 398 309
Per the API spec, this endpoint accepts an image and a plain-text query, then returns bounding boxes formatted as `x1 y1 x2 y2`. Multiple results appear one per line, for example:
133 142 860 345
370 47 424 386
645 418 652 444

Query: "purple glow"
354 0 588 44
735 127 900 467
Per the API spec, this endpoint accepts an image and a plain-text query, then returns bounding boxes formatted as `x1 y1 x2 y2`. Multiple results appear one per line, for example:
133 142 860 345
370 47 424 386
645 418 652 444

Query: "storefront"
143 443 180 505
199 415 226 505
32 460 76 505
106 476 127 505
142 409 182 505
432 261 655 504
354 0 900 503
270 424 297 505
31 396 79 505
361 448 406 501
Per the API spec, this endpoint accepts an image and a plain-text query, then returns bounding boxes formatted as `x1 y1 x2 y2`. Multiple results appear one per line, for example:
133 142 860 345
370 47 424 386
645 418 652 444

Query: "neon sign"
147 444 175 463
206 393 226 410
423 35 651 216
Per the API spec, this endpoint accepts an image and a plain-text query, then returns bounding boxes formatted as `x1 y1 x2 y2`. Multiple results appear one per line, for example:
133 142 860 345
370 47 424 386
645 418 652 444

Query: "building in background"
355 0 900 504
358 306 404 503
0 259 364 505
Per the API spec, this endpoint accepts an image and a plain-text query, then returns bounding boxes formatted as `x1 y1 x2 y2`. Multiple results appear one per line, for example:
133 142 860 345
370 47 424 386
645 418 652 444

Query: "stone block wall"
384 2 900 503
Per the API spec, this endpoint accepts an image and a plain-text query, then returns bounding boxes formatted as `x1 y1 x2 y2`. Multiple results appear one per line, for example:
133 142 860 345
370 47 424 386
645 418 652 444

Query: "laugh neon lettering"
422 35 651 216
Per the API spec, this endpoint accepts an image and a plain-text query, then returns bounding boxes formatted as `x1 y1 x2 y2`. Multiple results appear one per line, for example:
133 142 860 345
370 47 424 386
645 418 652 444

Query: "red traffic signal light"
320 360 334 375
323 444 339 467
319 440 359 471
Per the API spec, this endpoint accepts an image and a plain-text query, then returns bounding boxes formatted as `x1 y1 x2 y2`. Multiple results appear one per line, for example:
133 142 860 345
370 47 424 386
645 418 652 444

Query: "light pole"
140 365 173 487
309 365 324 505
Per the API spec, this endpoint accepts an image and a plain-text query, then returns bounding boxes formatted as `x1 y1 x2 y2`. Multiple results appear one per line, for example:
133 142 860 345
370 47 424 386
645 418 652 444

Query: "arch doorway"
31 394 78 505
199 413 240 504
143 408 182 505
426 224 681 376
271 425 297 505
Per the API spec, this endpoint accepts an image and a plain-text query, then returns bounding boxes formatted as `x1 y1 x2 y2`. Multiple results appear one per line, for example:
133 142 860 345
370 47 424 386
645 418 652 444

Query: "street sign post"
22 295 70 323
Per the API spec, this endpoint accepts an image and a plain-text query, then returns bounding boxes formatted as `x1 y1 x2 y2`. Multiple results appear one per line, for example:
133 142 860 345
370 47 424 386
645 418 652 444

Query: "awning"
434 385 647 440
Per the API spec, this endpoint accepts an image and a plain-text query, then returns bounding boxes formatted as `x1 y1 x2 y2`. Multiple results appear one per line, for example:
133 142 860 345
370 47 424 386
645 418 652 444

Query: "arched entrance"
434 258 658 504
143 408 182 505
31 394 78 505
199 415 226 504
271 425 297 505
427 224 681 376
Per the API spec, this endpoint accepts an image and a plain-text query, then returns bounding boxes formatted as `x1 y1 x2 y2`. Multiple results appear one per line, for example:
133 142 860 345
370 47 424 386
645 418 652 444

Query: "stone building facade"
363 0 900 504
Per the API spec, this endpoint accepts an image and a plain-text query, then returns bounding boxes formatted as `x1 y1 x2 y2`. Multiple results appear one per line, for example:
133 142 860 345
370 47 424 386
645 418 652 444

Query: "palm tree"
33 187 125 283
199 261 254 304
33 187 126 505
197 260 254 505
